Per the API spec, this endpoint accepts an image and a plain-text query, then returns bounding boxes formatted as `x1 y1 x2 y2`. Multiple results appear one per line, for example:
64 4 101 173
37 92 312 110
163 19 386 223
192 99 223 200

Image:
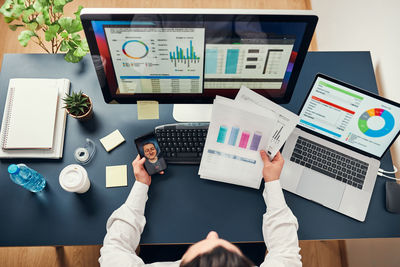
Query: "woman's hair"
180 246 254 267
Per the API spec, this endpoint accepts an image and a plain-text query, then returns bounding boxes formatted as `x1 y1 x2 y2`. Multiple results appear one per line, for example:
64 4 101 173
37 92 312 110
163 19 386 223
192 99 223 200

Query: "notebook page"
3 79 59 149
0 78 70 158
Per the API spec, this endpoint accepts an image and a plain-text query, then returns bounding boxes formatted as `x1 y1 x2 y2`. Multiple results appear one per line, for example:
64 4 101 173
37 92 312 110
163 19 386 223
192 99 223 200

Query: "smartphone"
134 132 167 175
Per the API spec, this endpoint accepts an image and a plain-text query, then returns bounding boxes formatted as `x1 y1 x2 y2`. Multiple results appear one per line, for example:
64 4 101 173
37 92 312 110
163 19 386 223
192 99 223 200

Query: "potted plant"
62 91 93 121
0 0 89 63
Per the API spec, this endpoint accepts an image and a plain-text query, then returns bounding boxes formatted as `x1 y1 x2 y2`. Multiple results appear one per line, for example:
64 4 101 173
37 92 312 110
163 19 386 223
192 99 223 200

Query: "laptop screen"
298 74 400 158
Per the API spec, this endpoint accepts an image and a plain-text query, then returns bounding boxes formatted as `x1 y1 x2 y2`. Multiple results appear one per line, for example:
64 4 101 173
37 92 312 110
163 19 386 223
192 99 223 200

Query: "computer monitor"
81 9 317 120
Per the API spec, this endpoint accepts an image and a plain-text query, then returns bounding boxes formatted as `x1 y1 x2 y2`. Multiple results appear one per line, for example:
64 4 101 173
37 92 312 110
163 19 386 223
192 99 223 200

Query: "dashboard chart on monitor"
104 26 205 94
122 40 149 59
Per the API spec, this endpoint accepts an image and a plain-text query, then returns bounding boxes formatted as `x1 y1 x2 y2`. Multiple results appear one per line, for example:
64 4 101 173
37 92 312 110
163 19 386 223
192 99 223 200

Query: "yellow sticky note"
137 101 159 120
100 129 125 152
106 165 128 188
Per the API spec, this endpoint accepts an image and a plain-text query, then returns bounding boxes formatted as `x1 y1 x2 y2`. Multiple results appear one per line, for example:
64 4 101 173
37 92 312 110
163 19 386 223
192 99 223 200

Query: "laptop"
280 73 400 221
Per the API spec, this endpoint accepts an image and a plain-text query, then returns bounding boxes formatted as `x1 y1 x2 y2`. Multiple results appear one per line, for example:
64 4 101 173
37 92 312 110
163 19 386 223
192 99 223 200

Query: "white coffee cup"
59 164 90 193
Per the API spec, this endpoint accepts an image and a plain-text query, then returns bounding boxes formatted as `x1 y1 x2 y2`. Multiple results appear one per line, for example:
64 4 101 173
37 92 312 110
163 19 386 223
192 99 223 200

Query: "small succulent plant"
62 91 91 116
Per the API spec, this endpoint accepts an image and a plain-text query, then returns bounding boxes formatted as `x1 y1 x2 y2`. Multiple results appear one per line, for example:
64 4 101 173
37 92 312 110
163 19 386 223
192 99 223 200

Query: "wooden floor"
0 0 350 266
0 241 346 267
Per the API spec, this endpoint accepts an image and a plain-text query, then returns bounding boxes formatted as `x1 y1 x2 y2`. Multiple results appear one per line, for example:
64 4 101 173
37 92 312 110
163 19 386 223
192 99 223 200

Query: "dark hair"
180 246 254 267
142 142 156 154
143 142 155 148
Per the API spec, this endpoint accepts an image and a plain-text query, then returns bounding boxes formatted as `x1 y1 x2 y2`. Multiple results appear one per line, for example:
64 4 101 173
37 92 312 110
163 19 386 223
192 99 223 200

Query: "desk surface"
1 52 399 247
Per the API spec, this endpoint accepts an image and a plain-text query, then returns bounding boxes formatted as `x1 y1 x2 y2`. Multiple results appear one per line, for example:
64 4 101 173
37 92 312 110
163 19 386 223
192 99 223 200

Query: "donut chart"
358 108 394 137
122 40 149 59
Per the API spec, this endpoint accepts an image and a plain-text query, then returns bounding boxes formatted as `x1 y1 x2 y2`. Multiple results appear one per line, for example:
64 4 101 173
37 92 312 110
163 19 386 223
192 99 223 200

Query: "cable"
377 165 400 181
377 172 400 181
378 165 398 174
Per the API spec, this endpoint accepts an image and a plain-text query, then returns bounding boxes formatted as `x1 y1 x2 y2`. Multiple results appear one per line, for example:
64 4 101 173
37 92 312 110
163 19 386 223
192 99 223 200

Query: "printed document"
235 86 299 159
198 96 277 189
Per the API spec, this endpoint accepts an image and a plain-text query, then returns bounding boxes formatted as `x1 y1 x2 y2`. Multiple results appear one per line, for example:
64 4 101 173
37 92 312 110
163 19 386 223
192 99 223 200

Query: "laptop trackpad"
296 169 346 210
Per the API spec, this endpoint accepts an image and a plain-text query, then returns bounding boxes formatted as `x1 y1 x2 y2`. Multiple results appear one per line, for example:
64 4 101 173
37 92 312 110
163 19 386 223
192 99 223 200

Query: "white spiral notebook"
0 78 70 158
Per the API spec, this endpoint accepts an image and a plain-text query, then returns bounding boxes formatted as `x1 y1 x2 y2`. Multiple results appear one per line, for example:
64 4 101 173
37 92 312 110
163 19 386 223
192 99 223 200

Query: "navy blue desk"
0 52 399 247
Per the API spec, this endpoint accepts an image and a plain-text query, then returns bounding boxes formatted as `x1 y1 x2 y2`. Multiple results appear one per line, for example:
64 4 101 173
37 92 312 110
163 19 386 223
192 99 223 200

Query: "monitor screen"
298 74 400 158
81 9 318 104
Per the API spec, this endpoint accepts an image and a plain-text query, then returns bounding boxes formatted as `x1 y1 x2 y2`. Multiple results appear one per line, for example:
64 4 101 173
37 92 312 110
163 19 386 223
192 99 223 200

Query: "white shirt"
99 180 301 267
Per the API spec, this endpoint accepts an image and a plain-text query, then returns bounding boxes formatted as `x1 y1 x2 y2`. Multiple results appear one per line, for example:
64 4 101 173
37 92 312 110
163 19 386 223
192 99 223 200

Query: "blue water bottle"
8 164 46 192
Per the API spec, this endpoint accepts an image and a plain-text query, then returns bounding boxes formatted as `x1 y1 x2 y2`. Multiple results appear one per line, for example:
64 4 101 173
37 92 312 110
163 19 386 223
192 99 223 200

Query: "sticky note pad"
106 165 128 188
100 129 125 152
137 101 159 120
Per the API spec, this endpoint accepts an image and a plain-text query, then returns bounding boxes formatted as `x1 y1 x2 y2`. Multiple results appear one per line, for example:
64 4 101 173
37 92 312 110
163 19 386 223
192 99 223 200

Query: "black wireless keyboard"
155 123 209 164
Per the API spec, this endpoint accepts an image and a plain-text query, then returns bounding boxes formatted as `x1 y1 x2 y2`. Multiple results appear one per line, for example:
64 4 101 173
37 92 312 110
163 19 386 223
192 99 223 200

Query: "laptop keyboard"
290 136 369 190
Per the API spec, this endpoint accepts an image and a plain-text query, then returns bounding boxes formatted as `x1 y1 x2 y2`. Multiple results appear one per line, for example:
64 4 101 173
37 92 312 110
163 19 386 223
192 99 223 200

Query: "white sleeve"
99 181 149 267
260 180 302 267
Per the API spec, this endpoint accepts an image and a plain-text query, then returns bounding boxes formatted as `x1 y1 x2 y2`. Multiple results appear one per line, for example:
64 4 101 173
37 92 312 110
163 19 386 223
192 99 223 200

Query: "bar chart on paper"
216 125 262 151
270 121 284 146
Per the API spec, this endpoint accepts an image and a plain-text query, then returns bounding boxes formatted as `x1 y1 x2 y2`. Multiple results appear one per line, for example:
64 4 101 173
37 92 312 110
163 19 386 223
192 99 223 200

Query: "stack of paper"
0 78 70 158
198 86 299 189
235 86 300 159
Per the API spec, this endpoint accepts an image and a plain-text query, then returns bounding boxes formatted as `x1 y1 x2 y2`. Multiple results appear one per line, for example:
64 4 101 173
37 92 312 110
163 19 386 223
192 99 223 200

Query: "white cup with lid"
59 164 90 193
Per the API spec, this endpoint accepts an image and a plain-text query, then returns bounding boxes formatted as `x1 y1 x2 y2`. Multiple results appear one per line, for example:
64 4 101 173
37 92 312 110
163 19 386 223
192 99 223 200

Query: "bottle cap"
59 164 90 193
8 164 19 174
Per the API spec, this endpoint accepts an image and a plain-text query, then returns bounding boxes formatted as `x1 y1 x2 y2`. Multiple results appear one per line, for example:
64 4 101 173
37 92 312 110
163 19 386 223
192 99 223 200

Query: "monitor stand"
173 104 212 122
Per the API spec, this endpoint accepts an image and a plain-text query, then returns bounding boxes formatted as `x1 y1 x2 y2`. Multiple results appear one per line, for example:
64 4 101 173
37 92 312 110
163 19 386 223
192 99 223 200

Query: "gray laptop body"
281 74 400 221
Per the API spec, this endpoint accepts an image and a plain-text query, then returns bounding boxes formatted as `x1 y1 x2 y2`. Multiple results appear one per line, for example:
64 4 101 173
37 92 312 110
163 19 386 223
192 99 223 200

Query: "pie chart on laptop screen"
358 108 395 138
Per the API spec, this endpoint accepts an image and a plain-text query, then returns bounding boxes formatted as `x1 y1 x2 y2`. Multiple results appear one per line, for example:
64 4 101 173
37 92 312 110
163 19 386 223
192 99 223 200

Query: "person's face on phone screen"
143 143 157 160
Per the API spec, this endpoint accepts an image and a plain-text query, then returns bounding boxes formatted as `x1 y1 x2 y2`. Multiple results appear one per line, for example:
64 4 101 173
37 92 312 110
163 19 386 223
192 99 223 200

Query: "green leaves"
58 16 86 62
9 24 23 31
60 31 69 39
59 31 89 62
44 24 60 41
26 22 38 31
22 9 35 23
73 46 86 57
74 5 83 20
59 40 68 52
55 0 67 5
36 14 45 25
8 24 18 31
0 0 25 19
64 50 81 63
64 39 89 63
0 0 88 63
58 16 82 33
53 0 66 13
4 17 14 23
33 0 45 12
41 8 51 25
18 30 36 47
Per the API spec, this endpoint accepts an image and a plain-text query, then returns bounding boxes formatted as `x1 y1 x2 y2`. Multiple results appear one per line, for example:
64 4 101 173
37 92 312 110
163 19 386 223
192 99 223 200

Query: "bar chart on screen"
169 40 201 67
